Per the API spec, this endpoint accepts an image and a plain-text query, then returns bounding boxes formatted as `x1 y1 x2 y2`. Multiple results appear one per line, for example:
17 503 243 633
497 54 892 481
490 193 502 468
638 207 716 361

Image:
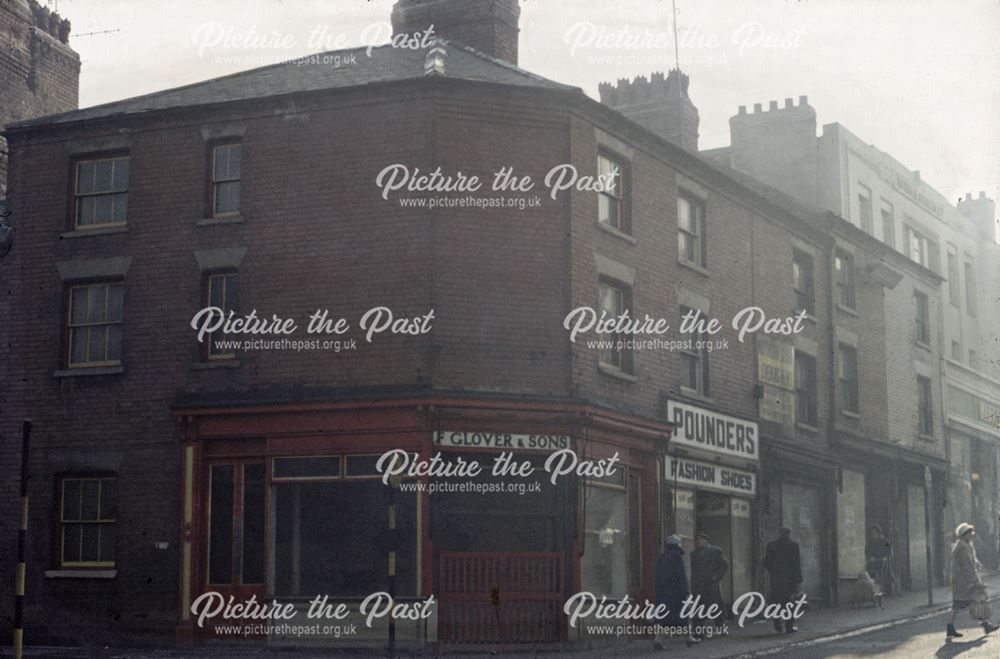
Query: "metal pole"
386 476 397 659
924 466 933 606
13 420 32 659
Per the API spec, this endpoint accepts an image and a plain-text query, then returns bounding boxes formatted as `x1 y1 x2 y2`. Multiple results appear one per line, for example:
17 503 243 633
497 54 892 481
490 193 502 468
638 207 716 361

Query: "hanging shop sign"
666 400 758 461
666 456 757 497
433 431 570 452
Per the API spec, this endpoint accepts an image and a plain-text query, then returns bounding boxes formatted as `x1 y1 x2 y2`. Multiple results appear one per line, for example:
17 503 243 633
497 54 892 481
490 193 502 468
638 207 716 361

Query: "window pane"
77 162 95 194
81 479 100 520
209 276 225 308
88 326 107 362
70 328 88 364
112 158 129 191
581 485 628 598
100 479 117 519
678 197 692 232
87 284 107 323
215 181 240 215
214 146 230 180
63 524 82 563
112 193 127 223
227 145 241 179
63 480 82 520
273 481 417 597
106 325 122 362
208 465 234 584
345 455 382 477
70 287 88 325
78 196 95 226
242 464 266 584
81 524 101 561
94 161 113 191
273 456 341 479
94 195 113 224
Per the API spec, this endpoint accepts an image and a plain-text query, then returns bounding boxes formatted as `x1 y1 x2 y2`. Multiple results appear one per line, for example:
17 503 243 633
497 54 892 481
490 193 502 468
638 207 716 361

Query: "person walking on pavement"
865 524 894 596
654 534 701 649
947 522 999 638
764 527 802 633
690 532 729 637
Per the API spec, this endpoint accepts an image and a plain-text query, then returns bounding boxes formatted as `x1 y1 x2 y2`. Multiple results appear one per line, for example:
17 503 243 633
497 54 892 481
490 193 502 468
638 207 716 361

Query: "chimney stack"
391 0 521 65
598 69 700 152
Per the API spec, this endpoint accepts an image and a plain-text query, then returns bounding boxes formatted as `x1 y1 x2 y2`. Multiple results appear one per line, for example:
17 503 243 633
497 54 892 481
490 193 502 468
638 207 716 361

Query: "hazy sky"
53 0 998 205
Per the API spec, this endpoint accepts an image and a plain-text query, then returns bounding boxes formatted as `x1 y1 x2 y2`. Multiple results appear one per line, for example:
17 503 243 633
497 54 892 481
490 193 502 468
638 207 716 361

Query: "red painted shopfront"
174 396 672 647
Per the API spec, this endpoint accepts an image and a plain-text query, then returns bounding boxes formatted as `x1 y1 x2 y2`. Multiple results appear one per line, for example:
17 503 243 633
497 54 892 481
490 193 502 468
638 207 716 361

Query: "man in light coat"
948 523 998 638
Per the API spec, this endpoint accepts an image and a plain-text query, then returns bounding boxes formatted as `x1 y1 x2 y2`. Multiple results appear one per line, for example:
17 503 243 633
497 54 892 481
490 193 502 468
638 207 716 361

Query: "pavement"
4 575 1000 658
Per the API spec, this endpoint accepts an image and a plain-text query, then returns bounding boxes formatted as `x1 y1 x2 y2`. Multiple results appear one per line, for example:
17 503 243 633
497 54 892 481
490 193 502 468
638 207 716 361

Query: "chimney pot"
966 192 973 200
753 103 762 113
784 98 793 108
738 105 747 115
769 101 778 110
979 191 986 199
799 95 808 105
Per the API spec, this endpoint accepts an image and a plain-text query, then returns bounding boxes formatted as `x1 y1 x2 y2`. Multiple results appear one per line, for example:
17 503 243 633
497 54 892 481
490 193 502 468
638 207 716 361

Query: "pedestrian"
947 523 998 638
690 532 729 637
764 526 802 633
653 534 700 649
865 524 894 595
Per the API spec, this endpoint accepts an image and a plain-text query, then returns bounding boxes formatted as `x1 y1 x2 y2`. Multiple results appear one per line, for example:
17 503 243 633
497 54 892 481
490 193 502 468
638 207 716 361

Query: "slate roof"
9 39 578 130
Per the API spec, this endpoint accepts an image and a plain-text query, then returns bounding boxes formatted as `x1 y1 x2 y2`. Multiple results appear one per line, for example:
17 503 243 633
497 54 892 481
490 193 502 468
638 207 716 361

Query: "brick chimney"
958 191 998 243
599 70 700 152
391 0 521 65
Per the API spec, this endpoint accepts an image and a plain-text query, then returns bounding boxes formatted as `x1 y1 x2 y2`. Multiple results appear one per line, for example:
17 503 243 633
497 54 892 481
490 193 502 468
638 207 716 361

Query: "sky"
51 0 999 206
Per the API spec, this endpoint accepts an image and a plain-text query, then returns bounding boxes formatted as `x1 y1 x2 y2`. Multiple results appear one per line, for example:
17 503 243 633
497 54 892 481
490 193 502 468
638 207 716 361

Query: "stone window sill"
61 225 128 239
840 409 860 419
598 362 638 383
680 386 713 405
836 303 859 317
597 222 638 245
196 215 245 227
45 569 117 579
918 433 935 442
915 340 932 352
53 366 124 378
678 259 710 277
796 421 819 433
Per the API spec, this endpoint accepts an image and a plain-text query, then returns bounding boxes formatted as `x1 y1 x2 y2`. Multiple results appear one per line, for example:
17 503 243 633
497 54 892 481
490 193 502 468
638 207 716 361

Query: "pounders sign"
666 401 759 461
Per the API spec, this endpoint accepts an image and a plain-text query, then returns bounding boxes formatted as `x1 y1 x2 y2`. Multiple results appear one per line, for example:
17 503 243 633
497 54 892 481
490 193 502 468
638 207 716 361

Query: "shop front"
175 397 671 648
663 400 759 602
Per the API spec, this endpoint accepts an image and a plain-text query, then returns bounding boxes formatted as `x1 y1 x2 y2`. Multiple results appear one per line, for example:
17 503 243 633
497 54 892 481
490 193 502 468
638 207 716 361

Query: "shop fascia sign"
433 431 570 452
666 400 759 461
666 455 757 497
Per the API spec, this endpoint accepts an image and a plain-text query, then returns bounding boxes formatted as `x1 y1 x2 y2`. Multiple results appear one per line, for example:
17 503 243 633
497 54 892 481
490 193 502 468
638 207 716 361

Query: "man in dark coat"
764 527 802 633
654 534 700 648
690 532 729 636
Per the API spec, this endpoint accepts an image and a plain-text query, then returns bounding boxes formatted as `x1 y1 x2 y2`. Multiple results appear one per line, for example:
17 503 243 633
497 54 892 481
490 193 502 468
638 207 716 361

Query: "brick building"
706 99 998 590
0 0 977 650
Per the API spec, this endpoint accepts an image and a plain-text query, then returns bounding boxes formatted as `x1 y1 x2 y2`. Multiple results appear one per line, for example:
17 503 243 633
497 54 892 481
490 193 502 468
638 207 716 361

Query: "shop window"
207 463 265 585
794 351 817 427
211 143 241 217
582 470 629 598
272 480 417 597
914 290 930 345
203 271 239 360
67 281 124 367
597 153 627 232
834 250 855 310
678 193 706 268
839 344 859 414
680 306 709 395
272 456 341 480
74 155 129 228
792 249 815 316
918 376 933 436
59 475 116 567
